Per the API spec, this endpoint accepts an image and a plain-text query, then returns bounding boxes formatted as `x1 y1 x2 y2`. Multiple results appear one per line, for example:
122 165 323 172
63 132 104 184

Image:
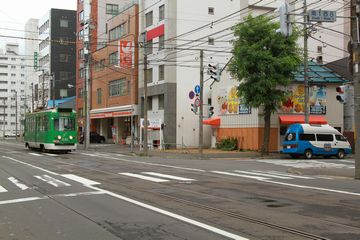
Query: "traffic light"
276 3 292 37
208 106 214 117
191 103 198 114
336 85 347 103
207 63 221 82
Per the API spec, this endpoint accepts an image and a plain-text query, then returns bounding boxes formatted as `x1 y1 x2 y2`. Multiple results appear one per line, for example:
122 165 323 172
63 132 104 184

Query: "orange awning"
279 115 327 124
203 117 221 126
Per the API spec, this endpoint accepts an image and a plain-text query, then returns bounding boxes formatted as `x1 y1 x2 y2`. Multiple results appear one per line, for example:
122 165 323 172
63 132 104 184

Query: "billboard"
217 87 251 115
118 41 134 69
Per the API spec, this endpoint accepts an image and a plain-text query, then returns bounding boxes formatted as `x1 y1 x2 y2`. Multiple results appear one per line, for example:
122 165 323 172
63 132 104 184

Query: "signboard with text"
118 41 134 69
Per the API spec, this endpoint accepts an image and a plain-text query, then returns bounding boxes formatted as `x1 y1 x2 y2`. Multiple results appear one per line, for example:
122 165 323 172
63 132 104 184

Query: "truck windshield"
54 117 75 131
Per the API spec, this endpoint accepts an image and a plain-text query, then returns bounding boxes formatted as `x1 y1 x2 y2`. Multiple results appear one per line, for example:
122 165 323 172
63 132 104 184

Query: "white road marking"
8 177 28 190
62 174 100 186
260 179 360 196
257 159 354 169
338 160 354 163
0 196 47 205
142 172 195 181
42 153 58 157
119 173 169 183
253 170 315 179
234 170 292 179
2 156 59 175
0 185 8 193
52 191 105 198
211 171 268 180
34 175 70 187
80 154 206 172
86 184 249 240
93 153 110 157
29 153 43 156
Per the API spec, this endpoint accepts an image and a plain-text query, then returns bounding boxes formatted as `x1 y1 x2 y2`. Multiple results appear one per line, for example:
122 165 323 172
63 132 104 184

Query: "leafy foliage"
228 15 302 112
216 138 238 151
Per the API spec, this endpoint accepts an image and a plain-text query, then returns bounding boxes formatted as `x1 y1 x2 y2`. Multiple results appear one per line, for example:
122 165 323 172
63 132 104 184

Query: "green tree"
228 15 301 155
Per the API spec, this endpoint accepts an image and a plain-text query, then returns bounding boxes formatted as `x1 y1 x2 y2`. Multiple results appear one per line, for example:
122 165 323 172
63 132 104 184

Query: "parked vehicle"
79 132 106 144
281 124 351 159
24 108 77 153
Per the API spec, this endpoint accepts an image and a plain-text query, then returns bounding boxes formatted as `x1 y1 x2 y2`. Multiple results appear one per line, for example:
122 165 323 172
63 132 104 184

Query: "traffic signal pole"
354 0 360 179
199 50 204 159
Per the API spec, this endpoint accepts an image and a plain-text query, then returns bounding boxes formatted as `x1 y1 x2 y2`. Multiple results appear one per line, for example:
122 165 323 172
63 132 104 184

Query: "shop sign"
118 41 134 68
90 111 132 119
217 86 251 115
140 118 161 129
281 85 326 115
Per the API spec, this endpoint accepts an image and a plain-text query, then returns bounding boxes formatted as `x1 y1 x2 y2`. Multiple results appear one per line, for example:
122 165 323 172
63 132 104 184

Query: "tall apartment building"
139 0 243 148
0 44 27 137
24 18 39 112
36 9 76 109
76 0 135 140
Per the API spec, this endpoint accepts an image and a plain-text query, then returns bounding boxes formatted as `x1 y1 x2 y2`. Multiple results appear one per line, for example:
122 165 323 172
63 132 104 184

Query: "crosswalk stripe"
0 185 7 193
234 170 292 179
34 175 71 187
119 173 169 183
142 172 195 181
42 153 58 157
80 153 98 157
211 171 268 180
8 177 28 190
29 153 43 156
253 170 315 179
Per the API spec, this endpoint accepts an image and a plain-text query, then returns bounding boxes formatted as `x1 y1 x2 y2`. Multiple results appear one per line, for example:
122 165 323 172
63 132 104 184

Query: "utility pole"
354 0 360 179
83 1 92 150
143 54 148 156
199 50 204 158
41 70 46 109
303 0 310 123
15 91 18 141
3 98 5 139
31 83 34 112
52 73 55 108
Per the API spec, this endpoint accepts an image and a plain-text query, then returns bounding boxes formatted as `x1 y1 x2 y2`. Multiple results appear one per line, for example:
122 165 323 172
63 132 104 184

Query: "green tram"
24 108 77 153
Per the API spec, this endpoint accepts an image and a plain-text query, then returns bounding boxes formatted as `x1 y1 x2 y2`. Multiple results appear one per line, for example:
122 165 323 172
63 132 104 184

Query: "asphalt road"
0 140 359 240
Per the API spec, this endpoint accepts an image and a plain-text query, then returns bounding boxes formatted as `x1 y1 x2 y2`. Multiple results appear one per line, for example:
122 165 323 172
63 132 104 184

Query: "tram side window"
39 116 49 131
55 117 75 131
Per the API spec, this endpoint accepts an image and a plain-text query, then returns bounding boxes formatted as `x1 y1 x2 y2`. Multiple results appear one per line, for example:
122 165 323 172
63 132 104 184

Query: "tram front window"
55 118 75 131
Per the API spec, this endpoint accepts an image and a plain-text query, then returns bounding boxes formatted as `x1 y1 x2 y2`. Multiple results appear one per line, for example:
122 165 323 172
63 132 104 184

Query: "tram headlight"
69 136 73 140
57 135 62 140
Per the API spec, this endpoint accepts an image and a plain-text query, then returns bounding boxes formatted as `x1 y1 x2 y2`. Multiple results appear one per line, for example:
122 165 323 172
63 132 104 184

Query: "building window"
95 59 105 71
0 73 8 76
208 37 214 45
106 4 118 15
146 68 153 83
208 7 214 15
159 35 165 50
79 48 84 59
145 11 153 27
78 30 84 40
109 79 127 97
11 58 16 61
11 66 16 69
39 37 49 50
59 53 69 63
79 11 84 22
60 19 69 28
145 40 153 55
317 46 322 53
11 73 16 77
79 68 85 78
60 89 68 98
159 65 164 80
147 96 153 111
158 94 164 110
109 23 126 41
109 51 118 65
59 71 70 80
97 88 102 104
0 65 7 68
39 20 49 35
21 74 24 77
159 5 165 21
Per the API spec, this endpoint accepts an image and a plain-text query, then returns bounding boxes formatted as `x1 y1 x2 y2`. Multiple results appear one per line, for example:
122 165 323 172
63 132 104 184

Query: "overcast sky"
0 0 76 50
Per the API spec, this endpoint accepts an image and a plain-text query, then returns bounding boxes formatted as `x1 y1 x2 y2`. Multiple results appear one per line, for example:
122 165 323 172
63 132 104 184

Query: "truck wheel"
336 149 345 159
304 149 313 159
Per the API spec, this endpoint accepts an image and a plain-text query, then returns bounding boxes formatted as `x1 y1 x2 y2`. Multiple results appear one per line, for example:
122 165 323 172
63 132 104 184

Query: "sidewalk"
84 143 283 160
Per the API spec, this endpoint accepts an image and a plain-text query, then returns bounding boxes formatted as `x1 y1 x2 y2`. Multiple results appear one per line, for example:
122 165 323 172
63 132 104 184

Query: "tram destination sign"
308 10 336 22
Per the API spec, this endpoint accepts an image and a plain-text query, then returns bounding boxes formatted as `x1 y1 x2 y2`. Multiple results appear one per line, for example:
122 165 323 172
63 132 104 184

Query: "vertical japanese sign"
118 41 134 69
34 52 38 71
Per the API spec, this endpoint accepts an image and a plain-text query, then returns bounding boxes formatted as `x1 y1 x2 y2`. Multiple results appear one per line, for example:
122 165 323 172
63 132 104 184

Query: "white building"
0 44 27 137
24 18 39 112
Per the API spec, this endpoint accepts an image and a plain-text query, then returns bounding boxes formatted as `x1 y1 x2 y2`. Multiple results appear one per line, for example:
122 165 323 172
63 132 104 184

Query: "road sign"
194 85 200 94
308 10 336 22
189 90 195 100
194 98 200 107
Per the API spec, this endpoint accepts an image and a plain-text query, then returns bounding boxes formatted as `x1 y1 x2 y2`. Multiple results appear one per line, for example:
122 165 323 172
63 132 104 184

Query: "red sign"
146 24 165 41
118 41 133 69
91 111 132 119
